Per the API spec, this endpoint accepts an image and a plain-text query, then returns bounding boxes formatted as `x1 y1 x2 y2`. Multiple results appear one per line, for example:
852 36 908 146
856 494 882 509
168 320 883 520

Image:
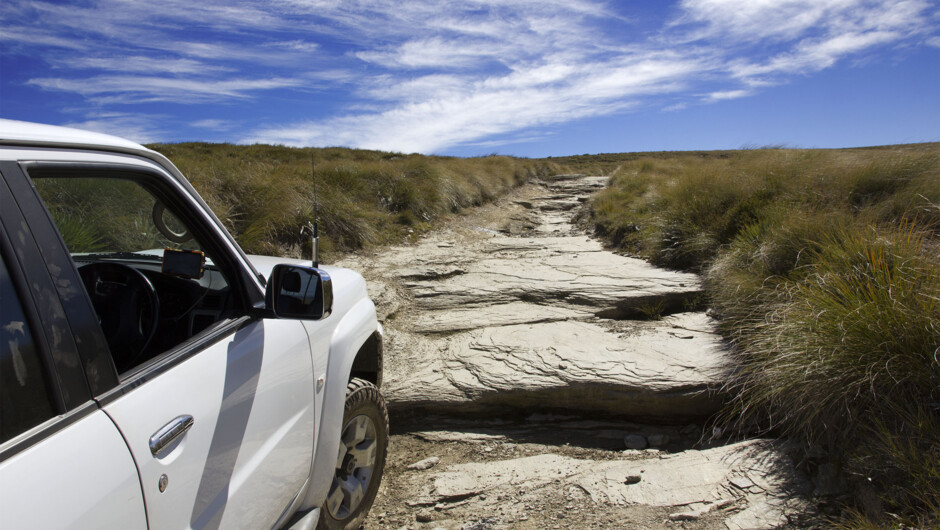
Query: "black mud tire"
317 378 389 530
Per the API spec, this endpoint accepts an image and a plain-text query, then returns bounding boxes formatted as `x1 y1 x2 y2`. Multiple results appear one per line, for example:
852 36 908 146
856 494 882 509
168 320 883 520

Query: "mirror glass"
270 265 332 319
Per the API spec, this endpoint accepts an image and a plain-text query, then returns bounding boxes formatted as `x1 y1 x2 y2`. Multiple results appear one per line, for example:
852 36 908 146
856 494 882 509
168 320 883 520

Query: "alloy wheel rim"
325 414 378 520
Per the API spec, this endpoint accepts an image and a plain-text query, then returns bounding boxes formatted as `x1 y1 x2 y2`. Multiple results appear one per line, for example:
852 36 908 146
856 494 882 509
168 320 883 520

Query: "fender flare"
302 296 381 510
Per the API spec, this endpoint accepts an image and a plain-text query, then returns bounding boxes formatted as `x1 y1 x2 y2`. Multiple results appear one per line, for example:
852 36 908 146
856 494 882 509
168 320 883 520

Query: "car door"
16 157 318 529
101 317 315 529
0 167 146 529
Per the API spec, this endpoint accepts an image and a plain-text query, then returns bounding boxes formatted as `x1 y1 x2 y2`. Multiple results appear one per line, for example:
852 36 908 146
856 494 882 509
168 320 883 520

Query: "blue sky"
1 0 938 157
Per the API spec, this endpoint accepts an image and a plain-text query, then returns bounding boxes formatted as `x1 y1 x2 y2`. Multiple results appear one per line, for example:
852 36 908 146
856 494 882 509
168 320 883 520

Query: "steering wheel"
79 262 160 372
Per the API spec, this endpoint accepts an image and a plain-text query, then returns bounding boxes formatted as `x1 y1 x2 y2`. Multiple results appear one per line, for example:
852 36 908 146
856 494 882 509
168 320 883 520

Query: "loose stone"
407 457 441 471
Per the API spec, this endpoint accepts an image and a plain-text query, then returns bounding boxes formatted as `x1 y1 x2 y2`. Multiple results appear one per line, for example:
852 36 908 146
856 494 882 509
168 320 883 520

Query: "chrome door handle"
149 415 194 457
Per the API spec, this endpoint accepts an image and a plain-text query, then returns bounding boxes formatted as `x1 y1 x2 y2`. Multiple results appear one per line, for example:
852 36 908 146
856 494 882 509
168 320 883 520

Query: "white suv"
0 119 387 529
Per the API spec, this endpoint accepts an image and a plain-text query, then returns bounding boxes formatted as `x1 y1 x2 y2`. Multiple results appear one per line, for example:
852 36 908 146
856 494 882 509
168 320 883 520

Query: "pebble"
647 433 670 447
416 511 433 523
623 475 642 485
407 457 441 471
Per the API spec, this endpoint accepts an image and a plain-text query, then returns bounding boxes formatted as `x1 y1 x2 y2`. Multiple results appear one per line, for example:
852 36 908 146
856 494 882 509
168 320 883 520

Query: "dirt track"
336 176 814 529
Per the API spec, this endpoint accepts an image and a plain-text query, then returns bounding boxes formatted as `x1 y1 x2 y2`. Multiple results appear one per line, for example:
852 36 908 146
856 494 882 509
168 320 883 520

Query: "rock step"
398 235 704 318
407 302 594 334
382 314 731 421
408 440 811 530
404 251 704 317
338 175 734 425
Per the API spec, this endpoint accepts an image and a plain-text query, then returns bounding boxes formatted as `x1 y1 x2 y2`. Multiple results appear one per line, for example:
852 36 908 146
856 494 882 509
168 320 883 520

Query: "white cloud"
0 27 90 51
674 0 858 42
28 76 306 104
243 0 933 152
191 119 237 131
356 37 502 69
704 89 751 102
730 30 906 81
61 56 231 75
268 40 320 52
245 54 702 152
61 113 169 144
3 0 935 152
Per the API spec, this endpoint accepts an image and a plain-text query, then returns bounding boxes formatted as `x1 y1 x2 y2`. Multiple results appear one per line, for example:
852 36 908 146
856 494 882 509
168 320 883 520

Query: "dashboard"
74 257 233 372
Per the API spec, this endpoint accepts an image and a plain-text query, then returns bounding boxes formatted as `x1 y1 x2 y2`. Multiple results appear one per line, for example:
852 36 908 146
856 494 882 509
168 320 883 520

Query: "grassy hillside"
585 144 940 526
548 149 743 176
148 143 563 259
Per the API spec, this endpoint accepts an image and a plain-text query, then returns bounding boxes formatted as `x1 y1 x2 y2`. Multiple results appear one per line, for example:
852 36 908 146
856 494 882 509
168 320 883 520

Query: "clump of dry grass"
149 143 561 258
587 144 940 526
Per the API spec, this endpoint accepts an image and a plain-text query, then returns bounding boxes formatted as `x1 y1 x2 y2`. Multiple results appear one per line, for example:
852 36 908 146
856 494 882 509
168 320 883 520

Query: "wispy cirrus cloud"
673 0 860 42
191 119 238 131
58 56 234 75
245 0 935 151
27 76 306 104
704 89 752 102
1 0 936 152
61 112 170 144
245 53 707 151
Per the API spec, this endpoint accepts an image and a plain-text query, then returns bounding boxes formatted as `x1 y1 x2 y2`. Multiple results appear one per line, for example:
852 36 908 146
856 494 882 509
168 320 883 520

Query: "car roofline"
0 119 267 294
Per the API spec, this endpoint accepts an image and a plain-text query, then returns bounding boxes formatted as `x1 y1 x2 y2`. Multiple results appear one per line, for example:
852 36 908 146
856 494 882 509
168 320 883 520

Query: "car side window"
0 253 55 444
29 173 238 375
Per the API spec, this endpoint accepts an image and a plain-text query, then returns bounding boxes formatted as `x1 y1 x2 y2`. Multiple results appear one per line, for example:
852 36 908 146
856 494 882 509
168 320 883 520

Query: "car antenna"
302 150 320 268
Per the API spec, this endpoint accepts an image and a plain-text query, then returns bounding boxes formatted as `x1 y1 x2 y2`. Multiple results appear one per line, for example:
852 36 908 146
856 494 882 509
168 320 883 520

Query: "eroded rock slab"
340 175 732 421
408 301 594 334
414 440 811 530
407 240 703 318
384 313 730 419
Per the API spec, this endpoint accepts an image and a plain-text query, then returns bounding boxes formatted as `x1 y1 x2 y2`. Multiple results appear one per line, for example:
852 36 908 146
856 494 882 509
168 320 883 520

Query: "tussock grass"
148 143 561 258
587 144 940 526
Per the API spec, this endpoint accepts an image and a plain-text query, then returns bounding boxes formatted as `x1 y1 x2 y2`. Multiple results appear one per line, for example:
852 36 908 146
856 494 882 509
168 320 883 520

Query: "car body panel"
246 254 380 511
0 408 147 529
103 317 316 529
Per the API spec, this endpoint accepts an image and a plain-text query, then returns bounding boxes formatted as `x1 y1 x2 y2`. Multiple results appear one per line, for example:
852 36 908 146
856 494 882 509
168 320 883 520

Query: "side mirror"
265 264 333 320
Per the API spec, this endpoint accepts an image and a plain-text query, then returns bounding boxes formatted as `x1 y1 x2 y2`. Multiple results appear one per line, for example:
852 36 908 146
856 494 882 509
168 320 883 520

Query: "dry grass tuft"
587 144 940 526
148 143 562 259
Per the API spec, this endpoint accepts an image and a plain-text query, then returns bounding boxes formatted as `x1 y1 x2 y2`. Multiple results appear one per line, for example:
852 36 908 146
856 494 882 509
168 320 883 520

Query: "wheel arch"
349 330 383 389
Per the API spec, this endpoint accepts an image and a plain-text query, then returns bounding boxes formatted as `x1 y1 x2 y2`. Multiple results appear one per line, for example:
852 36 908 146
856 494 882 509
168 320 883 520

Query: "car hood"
245 254 367 297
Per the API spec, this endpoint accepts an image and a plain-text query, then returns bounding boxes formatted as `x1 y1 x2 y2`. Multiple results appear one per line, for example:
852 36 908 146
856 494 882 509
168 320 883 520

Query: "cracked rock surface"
368 418 814 529
416 440 810 529
341 175 815 529
338 174 730 420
